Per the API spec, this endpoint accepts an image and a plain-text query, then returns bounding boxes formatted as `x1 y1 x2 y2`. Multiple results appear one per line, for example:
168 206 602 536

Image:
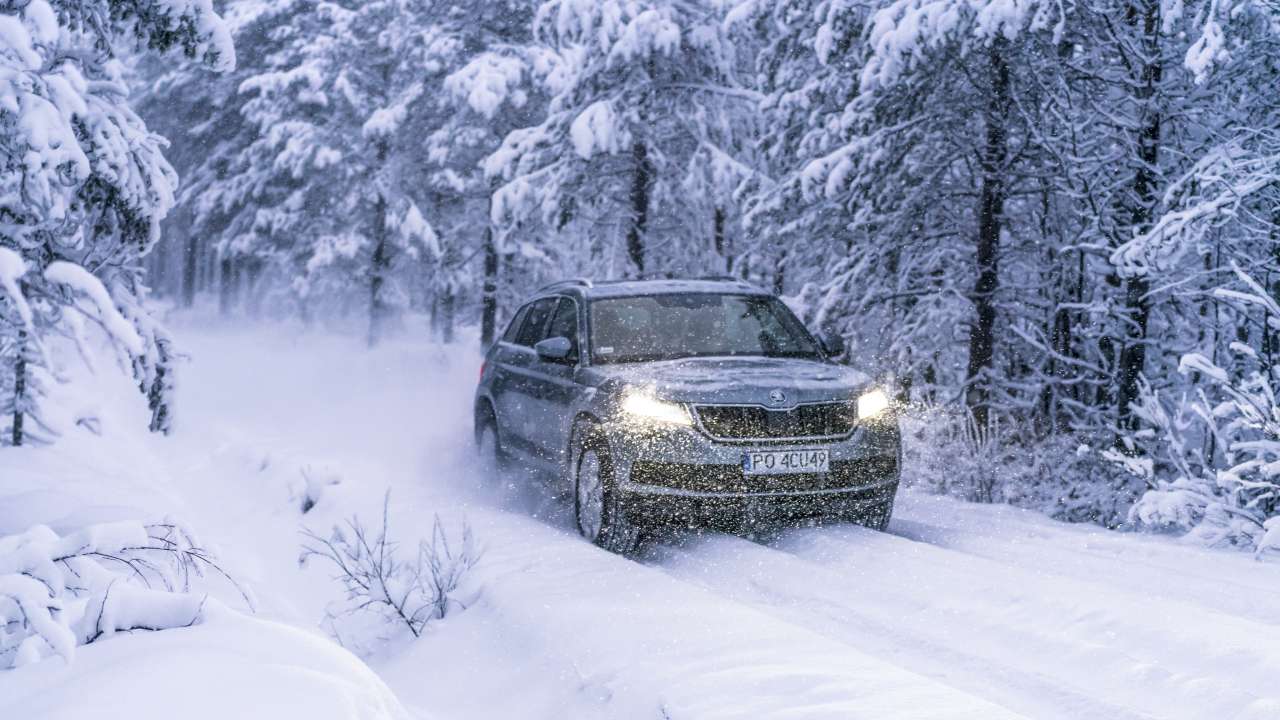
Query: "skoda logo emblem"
768 389 787 406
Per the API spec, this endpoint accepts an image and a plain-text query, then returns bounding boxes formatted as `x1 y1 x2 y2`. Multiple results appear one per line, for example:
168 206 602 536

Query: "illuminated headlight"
857 389 891 420
620 390 693 427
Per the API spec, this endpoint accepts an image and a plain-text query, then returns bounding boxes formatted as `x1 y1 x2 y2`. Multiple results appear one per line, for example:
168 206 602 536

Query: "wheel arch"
474 396 498 438
568 411 606 451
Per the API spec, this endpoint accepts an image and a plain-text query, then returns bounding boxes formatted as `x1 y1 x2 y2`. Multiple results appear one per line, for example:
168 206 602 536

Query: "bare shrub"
301 494 481 641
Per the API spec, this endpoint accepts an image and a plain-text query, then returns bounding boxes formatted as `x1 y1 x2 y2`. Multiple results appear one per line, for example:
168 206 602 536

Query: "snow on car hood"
586 356 871 405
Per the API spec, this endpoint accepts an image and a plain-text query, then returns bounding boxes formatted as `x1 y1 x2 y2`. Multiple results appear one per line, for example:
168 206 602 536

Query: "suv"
474 278 901 552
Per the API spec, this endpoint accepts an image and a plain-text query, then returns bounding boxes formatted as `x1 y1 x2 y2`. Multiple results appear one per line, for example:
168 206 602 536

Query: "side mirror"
535 336 574 363
820 332 845 357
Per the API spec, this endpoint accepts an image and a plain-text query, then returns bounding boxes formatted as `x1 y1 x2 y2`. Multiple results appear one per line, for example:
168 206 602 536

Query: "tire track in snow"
648 532 1158 720
647 523 1280 720
433 509 1036 720
887 494 1280 624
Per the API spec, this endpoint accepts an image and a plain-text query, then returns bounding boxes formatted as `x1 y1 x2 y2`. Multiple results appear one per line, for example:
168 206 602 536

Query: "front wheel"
847 496 894 532
573 429 640 555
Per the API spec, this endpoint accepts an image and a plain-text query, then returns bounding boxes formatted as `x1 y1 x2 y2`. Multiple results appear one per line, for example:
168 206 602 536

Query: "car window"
513 298 556 347
546 298 578 351
501 306 528 344
589 293 821 364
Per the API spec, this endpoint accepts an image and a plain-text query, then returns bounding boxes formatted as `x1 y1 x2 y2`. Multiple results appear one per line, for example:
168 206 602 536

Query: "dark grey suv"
474 278 901 553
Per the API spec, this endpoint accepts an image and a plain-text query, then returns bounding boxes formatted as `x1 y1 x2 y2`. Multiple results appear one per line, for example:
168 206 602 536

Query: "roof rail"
695 275 750 284
536 278 594 293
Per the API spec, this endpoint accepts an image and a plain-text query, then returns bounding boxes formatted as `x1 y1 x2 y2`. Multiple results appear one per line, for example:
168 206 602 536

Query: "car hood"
584 356 871 406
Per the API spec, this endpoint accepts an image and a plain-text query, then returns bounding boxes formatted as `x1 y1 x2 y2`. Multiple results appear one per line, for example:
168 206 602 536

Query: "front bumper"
605 418 901 529
622 480 898 529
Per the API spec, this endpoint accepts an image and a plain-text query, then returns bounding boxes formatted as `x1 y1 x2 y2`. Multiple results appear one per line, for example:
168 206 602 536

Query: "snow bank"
0 601 410 720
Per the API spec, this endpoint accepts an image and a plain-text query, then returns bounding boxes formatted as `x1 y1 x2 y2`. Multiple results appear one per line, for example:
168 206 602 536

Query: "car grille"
694 402 854 441
630 456 897 494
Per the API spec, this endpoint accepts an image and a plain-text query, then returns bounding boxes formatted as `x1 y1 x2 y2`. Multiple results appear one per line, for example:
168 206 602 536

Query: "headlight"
857 389 890 420
620 390 692 427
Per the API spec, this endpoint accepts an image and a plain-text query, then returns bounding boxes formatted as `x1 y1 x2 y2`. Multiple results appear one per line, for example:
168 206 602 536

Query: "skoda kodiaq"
474 278 901 553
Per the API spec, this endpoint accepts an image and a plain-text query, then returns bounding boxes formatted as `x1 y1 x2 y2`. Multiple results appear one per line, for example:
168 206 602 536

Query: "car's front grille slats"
695 402 854 441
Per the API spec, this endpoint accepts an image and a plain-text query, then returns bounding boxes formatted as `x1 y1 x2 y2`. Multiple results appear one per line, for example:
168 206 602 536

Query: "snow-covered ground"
4 320 1280 719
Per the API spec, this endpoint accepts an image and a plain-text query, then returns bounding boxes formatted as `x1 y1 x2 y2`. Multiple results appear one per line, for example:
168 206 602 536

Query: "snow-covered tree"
487 0 752 278
143 0 545 346
0 0 232 444
426 0 542 345
737 0 1071 427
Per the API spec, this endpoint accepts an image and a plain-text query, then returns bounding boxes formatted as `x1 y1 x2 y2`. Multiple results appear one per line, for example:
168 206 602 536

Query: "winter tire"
857 497 895 532
475 406 507 479
572 426 640 555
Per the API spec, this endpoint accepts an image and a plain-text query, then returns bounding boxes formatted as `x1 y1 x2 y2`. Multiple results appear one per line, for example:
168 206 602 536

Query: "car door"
490 297 556 459
525 297 583 469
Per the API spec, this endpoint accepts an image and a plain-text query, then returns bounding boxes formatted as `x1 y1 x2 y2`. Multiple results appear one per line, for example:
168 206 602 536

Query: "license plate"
741 448 829 476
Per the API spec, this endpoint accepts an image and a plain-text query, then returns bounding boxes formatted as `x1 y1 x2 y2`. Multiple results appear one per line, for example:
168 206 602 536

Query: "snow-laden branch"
0 247 33 330
0 521 247 668
1111 136 1280 275
44 262 144 356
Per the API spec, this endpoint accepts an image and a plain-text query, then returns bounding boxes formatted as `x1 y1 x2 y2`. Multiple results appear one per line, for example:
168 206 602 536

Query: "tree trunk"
368 137 393 348
480 207 499 349
218 255 234 316
965 41 1010 429
181 232 197 308
440 289 455 344
1265 214 1280 367
713 206 728 273
368 192 390 348
626 141 651 277
1116 0 1162 430
11 329 26 447
244 259 266 318
773 248 787 296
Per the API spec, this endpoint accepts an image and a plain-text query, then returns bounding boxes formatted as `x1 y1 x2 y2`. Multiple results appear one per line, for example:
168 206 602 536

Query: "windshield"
588 293 823 364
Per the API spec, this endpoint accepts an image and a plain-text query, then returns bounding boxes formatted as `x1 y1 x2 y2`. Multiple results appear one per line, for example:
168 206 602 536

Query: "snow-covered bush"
302 496 481 648
0 521 246 669
906 405 1143 527
1110 270 1280 556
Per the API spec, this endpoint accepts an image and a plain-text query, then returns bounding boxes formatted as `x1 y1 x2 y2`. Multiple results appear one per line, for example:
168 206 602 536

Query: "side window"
514 298 556 347
546 298 579 354
501 306 528 344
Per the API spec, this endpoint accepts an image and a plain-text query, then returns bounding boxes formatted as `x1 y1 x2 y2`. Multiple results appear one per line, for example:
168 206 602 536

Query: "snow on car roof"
539 278 771 299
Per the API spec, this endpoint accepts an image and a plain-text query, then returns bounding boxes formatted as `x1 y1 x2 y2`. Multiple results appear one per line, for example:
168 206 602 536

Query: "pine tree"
486 0 750 279
0 0 232 444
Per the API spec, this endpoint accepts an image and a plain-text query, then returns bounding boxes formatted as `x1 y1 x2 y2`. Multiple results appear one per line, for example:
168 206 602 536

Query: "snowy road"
167 325 1279 720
